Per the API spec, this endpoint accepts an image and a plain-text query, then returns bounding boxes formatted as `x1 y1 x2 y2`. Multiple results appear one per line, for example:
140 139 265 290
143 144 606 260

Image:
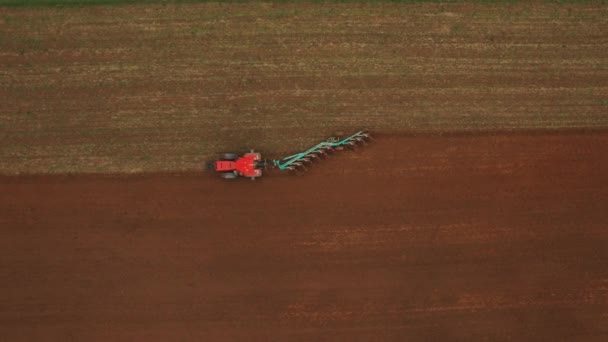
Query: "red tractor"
211 151 266 180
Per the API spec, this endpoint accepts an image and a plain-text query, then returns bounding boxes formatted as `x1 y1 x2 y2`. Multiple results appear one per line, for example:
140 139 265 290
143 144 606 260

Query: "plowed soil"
2 132 607 341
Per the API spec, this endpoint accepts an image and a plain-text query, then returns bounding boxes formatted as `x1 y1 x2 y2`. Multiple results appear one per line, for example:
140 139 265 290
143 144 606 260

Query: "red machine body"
213 152 265 179
215 160 236 172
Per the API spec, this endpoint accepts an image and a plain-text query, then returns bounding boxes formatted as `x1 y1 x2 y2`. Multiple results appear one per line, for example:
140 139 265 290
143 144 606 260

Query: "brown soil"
2 132 607 341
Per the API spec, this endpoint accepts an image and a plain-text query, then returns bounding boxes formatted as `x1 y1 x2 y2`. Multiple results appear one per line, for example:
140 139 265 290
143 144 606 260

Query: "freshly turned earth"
2 132 607 340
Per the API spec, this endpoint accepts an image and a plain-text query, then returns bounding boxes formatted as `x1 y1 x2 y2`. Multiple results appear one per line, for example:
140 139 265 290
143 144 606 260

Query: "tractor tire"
221 172 237 179
222 153 238 161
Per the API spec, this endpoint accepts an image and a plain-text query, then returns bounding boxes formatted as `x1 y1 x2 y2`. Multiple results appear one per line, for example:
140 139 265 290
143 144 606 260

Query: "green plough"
272 131 372 171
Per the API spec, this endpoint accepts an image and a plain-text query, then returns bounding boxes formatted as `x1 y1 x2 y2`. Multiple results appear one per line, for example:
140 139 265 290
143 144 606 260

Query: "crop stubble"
1 2 607 173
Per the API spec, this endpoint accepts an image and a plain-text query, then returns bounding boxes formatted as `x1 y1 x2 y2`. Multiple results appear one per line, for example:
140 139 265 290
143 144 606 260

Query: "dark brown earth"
2 132 607 341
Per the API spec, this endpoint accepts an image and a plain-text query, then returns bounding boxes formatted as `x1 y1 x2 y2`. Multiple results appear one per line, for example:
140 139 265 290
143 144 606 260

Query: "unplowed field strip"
1 3 607 173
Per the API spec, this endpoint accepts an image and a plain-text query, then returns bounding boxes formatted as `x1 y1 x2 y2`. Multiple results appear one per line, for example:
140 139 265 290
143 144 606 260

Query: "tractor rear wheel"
222 153 238 161
221 172 237 179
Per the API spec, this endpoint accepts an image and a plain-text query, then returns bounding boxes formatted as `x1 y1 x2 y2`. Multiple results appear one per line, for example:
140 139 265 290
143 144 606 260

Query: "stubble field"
1 2 607 173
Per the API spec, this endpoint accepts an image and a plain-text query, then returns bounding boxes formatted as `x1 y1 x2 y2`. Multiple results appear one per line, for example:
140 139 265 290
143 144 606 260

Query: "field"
1 1 608 341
